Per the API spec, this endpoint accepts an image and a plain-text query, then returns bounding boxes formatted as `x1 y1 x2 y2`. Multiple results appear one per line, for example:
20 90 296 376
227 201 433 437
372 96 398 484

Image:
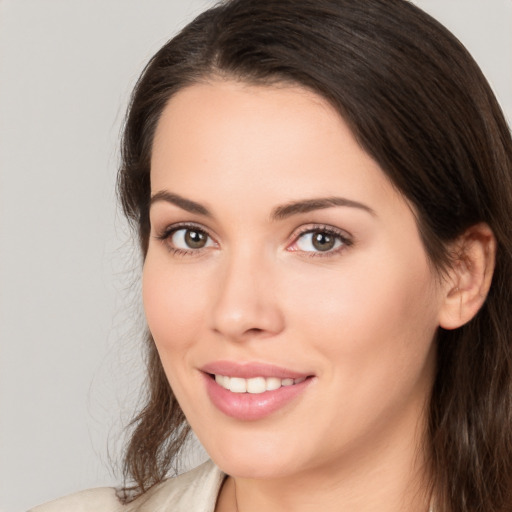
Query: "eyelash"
289 224 353 258
154 222 353 258
155 222 214 257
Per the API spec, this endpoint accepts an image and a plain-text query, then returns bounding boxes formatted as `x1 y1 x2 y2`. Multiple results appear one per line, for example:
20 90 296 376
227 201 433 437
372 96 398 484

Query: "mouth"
200 362 315 420
208 373 308 394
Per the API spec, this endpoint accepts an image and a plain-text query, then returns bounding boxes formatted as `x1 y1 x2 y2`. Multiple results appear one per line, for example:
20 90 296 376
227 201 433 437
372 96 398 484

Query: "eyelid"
287 223 354 255
154 221 218 253
152 221 352 257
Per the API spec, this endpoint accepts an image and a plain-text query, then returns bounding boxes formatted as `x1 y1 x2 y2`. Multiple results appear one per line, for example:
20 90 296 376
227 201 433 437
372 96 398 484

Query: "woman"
31 0 512 511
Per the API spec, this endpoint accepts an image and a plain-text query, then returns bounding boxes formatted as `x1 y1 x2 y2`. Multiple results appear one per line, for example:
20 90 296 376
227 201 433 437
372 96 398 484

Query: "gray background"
1 1 511 511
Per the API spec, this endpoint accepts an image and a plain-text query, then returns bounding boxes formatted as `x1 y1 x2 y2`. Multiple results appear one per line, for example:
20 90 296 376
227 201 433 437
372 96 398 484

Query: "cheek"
283 249 440 384
142 255 208 355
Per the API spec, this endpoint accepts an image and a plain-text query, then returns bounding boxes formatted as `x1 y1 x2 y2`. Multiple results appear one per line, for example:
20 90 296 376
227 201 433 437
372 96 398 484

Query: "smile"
214 374 307 394
201 363 315 421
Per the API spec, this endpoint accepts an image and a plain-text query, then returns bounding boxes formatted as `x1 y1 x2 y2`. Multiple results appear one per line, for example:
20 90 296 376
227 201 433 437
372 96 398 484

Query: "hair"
117 0 512 510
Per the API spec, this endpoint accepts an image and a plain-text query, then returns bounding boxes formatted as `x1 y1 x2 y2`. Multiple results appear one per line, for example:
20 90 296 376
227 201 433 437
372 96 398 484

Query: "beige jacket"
29 460 225 512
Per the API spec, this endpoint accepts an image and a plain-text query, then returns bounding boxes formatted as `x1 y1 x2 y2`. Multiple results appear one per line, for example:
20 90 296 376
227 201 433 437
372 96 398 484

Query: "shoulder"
28 460 225 512
125 459 226 512
28 487 121 512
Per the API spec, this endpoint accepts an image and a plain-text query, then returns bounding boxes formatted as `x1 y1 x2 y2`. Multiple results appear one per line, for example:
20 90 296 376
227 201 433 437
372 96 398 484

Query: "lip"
200 361 311 379
200 361 314 421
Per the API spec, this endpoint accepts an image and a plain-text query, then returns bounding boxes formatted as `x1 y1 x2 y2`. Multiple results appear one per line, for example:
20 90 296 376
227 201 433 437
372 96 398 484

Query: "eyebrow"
149 191 375 219
150 191 212 216
271 197 375 220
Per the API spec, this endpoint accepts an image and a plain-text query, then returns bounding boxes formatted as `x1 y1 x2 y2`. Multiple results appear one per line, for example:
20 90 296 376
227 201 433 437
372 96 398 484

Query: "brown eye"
311 232 336 251
169 227 214 250
293 228 348 254
184 229 208 248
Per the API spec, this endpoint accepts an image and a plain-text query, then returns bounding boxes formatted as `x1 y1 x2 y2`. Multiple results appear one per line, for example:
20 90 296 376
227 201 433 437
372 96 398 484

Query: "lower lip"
203 373 313 421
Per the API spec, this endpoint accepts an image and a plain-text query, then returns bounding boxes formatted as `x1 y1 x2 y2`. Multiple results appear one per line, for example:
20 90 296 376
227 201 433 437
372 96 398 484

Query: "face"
144 81 448 481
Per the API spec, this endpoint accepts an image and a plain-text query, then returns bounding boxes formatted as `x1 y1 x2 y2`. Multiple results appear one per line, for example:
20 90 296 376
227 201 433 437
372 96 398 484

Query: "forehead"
152 80 341 162
150 80 398 215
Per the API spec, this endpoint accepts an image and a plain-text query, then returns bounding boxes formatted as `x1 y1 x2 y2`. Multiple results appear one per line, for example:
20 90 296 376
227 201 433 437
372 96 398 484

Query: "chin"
215 457 297 480
200 430 309 479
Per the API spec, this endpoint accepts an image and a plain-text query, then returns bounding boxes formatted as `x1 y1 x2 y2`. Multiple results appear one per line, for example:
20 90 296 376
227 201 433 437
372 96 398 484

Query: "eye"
156 224 216 254
170 227 214 250
289 226 352 255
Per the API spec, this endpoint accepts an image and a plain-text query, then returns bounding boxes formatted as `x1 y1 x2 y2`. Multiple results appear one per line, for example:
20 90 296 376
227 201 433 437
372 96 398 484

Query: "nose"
210 249 285 341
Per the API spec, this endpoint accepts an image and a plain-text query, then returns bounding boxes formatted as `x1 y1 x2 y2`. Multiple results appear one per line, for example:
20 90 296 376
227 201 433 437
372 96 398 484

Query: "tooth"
229 377 247 393
215 374 229 389
215 374 306 393
247 377 266 394
266 377 282 391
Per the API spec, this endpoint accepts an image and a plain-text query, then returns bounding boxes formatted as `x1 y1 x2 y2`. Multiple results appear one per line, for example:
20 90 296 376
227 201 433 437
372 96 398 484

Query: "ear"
438 223 496 330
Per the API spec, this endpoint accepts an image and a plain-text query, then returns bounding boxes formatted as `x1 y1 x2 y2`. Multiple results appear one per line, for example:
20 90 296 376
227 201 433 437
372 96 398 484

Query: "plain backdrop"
0 1 511 511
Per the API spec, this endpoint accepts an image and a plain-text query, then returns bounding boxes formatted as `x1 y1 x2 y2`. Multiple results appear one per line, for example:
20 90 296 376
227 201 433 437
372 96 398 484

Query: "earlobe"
438 223 496 330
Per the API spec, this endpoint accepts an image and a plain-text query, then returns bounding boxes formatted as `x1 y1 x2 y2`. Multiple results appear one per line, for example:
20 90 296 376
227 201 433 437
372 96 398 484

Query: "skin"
143 80 460 512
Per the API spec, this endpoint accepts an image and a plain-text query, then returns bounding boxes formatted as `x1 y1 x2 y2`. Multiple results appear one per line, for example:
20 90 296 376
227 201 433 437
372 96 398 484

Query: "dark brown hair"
118 1 512 510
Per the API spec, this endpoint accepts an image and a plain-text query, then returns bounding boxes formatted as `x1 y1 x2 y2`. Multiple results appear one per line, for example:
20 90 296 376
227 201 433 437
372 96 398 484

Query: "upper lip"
200 361 311 379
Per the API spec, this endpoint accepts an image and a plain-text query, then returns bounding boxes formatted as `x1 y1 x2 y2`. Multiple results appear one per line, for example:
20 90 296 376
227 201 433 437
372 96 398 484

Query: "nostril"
247 327 264 334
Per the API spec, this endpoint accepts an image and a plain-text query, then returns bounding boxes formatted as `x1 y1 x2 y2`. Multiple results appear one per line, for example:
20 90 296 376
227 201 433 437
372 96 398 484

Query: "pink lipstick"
201 361 314 421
